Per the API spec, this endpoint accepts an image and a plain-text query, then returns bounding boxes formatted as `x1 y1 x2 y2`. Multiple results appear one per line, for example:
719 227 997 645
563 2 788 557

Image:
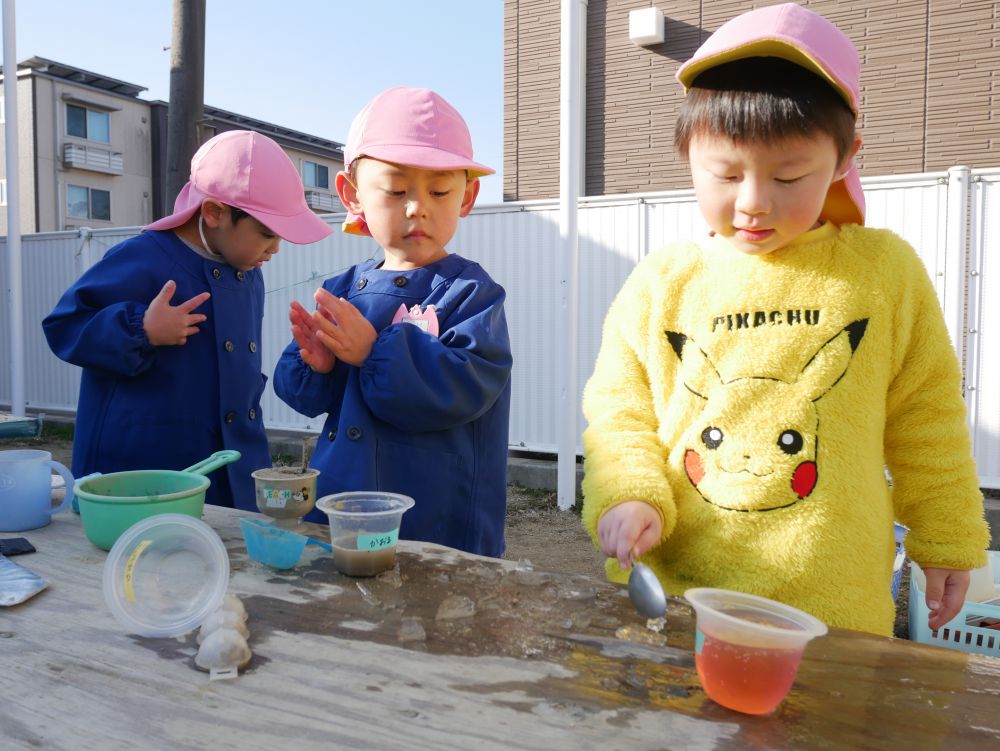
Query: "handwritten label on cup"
357 529 399 551
124 539 153 603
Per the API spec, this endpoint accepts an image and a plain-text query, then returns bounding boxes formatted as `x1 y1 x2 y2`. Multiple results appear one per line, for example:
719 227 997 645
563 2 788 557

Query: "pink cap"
144 130 333 244
676 3 865 226
342 87 494 236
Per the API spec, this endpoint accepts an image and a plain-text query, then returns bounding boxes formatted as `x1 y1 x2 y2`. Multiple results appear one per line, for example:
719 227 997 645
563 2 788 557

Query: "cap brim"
143 182 205 233
677 39 857 114
248 206 334 244
143 182 333 244
356 143 495 178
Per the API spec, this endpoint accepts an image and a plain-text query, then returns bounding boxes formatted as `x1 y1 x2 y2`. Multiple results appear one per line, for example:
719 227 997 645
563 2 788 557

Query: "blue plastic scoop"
239 517 331 570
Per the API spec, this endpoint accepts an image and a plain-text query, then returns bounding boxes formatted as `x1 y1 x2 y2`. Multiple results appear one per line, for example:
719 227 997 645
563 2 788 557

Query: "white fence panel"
967 170 1000 487
453 202 562 450
259 218 375 431
1 169 997 487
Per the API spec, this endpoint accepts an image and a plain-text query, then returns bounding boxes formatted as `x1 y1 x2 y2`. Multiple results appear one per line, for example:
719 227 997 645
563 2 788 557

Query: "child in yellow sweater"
581 3 990 636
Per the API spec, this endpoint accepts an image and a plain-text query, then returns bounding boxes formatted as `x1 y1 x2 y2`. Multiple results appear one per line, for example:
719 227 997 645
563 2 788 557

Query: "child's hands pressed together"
289 300 336 373
923 567 971 630
597 500 663 571
311 288 377 367
142 280 211 346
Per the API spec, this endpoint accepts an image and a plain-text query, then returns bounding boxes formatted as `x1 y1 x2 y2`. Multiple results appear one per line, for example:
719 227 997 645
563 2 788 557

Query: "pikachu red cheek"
791 461 818 499
685 449 705 485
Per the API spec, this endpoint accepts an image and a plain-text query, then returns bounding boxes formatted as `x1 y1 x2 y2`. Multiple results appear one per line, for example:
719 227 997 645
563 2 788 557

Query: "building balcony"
304 190 339 212
62 142 124 175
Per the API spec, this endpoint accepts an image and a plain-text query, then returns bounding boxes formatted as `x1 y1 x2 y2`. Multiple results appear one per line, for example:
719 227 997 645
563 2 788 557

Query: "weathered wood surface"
2 506 1000 750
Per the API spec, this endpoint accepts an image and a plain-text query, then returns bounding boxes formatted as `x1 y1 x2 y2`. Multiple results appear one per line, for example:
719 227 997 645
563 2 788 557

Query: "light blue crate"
908 549 1000 658
891 523 907 600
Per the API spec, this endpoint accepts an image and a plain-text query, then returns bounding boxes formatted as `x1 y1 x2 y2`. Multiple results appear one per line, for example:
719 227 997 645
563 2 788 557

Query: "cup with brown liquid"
315 491 415 576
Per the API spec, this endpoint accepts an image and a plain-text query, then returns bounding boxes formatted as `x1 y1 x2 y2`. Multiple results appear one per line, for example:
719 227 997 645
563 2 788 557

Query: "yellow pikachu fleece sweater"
581 222 989 635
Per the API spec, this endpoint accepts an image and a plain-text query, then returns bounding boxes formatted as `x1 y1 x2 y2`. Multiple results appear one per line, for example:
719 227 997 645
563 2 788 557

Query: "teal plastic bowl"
75 451 240 551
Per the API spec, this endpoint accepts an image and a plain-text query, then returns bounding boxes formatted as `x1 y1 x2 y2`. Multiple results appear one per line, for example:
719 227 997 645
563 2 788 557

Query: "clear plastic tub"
102 514 230 637
315 491 414 577
685 588 828 715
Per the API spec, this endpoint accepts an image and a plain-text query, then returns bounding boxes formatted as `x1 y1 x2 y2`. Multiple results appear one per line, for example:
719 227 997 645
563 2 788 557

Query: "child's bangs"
674 58 856 161
684 89 820 149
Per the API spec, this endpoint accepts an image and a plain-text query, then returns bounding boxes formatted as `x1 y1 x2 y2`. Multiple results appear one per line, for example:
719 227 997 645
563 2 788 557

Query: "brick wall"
504 0 1000 200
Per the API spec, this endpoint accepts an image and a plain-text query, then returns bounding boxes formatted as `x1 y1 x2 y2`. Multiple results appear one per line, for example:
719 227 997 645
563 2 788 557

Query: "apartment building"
0 57 344 235
503 0 1000 200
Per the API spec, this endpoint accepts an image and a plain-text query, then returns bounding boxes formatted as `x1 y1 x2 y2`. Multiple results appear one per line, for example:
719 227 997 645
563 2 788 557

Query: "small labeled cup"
251 467 320 527
685 588 827 715
315 492 414 577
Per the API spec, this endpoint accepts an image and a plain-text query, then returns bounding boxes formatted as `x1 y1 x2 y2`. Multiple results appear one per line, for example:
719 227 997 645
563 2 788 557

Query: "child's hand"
597 500 663 571
143 280 210 346
312 289 377 367
923 567 971 630
289 300 336 373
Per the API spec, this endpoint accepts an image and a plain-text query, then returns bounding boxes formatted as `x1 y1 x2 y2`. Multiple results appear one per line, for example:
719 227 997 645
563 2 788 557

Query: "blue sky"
7 0 505 202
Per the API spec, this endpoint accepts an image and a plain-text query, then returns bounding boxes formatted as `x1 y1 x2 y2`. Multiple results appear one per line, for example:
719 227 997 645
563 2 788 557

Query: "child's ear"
836 136 863 179
200 200 226 229
459 178 481 218
335 171 363 214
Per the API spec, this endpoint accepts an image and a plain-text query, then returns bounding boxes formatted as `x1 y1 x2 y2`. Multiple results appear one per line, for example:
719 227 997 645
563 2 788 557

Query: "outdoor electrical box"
629 7 664 46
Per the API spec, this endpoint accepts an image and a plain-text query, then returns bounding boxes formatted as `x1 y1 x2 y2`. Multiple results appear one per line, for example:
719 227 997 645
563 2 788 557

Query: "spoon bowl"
628 555 667 620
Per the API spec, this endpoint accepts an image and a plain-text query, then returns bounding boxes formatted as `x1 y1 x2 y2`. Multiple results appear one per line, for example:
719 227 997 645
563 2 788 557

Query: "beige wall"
504 0 1000 201
0 74 40 235
29 75 155 233
1 69 343 237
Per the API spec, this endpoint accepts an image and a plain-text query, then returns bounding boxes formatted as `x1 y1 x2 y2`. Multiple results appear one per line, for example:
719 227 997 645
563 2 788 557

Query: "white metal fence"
3 166 998 487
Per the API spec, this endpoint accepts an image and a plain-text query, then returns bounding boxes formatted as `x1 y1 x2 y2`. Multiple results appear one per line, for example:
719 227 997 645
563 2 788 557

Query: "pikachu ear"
666 330 723 400
798 319 869 402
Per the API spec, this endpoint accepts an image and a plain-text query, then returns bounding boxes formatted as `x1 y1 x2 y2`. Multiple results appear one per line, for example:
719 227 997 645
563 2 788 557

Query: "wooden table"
3 506 1000 750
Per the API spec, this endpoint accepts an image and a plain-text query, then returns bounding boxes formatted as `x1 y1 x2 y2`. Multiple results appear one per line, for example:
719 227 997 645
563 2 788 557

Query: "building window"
67 185 111 220
66 104 110 143
0 179 6 206
303 160 329 189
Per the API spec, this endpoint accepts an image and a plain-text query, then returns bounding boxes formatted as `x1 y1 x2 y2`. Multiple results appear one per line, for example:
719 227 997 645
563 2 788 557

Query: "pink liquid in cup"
686 589 827 715
695 630 804 714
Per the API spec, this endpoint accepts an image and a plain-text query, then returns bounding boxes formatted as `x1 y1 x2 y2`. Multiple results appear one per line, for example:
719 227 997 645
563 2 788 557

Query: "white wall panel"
258 214 374 431
454 203 563 451
2 170 997 487
967 172 1000 487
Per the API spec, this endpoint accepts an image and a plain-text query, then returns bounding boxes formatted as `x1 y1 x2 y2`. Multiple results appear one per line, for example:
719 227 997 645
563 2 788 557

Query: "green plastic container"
75 451 240 551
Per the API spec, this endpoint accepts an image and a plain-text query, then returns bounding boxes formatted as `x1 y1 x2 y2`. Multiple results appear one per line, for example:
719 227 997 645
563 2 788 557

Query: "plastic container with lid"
103 514 230 637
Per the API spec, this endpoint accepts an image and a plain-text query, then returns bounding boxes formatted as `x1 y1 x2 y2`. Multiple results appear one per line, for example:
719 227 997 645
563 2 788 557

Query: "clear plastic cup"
315 492 414 577
685 588 828 715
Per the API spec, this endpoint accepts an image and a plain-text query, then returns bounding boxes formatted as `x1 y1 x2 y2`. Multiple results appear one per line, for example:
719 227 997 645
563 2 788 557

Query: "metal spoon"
627 551 667 620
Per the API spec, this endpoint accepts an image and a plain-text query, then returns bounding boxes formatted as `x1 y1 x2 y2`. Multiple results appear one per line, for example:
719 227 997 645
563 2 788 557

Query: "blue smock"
273 254 512 556
42 230 271 509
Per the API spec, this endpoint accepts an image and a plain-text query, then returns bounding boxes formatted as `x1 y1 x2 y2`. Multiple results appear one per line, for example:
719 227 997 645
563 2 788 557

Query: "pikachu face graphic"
667 320 868 512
